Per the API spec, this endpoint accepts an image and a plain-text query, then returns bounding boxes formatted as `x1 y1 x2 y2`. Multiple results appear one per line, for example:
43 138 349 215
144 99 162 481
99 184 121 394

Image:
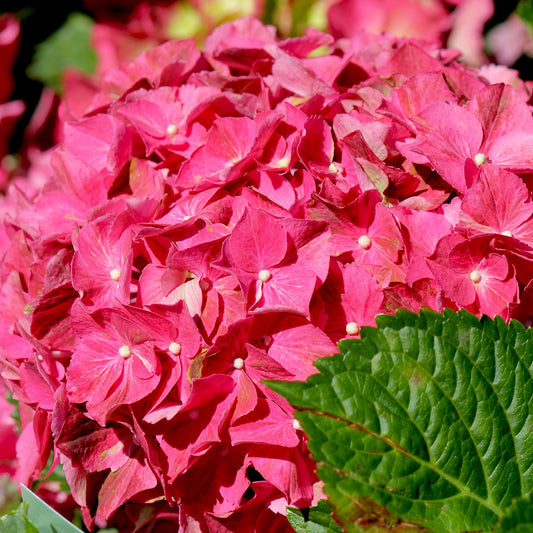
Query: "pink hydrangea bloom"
427 234 518 318
1 14 531 532
411 83 533 193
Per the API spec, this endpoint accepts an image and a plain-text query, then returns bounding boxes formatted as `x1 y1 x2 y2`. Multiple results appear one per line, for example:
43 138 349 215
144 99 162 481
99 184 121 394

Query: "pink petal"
416 101 482 193
230 398 299 447
228 207 288 273
459 164 533 237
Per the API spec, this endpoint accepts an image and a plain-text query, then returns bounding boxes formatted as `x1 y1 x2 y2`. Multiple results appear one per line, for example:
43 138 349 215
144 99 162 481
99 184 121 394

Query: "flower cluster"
1 14 533 532
59 0 526 127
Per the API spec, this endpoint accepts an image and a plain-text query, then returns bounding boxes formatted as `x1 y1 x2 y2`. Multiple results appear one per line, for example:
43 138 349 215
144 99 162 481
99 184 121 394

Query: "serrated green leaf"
287 499 344 532
26 12 96 93
21 485 82 533
495 493 533 533
268 309 533 533
0 502 39 533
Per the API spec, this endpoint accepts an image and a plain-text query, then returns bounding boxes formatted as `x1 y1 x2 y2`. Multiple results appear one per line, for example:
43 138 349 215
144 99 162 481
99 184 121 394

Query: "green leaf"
495 493 533 533
0 474 22 516
26 12 97 93
287 500 344 532
21 485 82 533
0 502 39 533
41 452 70 494
268 309 533 532
289 0 328 36
517 0 533 36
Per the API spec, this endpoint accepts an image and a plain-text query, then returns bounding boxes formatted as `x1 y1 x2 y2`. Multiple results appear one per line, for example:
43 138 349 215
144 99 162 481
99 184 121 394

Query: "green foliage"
0 502 39 533
26 12 97 94
6 390 21 433
287 500 343 532
21 485 82 533
261 0 328 37
517 0 533 35
0 475 22 517
40 453 70 494
166 2 205 41
289 0 328 37
517 0 533 57
268 309 533 532
495 493 533 532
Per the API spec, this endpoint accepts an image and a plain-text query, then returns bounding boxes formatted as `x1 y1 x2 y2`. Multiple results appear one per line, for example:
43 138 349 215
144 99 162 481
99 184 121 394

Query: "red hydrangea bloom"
71 217 133 309
218 206 328 316
411 83 533 193
66 303 162 424
427 234 518 318
1 13 531 532
458 164 533 244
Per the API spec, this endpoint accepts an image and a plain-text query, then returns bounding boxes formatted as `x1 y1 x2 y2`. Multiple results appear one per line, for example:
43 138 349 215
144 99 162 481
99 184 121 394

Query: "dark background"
3 0 135 153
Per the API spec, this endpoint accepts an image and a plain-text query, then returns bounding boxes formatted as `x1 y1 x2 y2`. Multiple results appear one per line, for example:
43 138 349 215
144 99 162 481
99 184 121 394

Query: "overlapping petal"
0 12 530 532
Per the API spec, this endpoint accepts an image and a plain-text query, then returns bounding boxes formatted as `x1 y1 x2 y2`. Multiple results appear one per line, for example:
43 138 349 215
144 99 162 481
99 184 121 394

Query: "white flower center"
169 342 181 355
275 156 290 168
233 357 244 369
258 269 272 282
119 345 132 358
346 321 360 335
109 268 121 281
166 123 178 136
501 230 513 237
292 419 303 431
358 235 372 249
328 162 340 173
474 152 488 167
470 269 482 283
